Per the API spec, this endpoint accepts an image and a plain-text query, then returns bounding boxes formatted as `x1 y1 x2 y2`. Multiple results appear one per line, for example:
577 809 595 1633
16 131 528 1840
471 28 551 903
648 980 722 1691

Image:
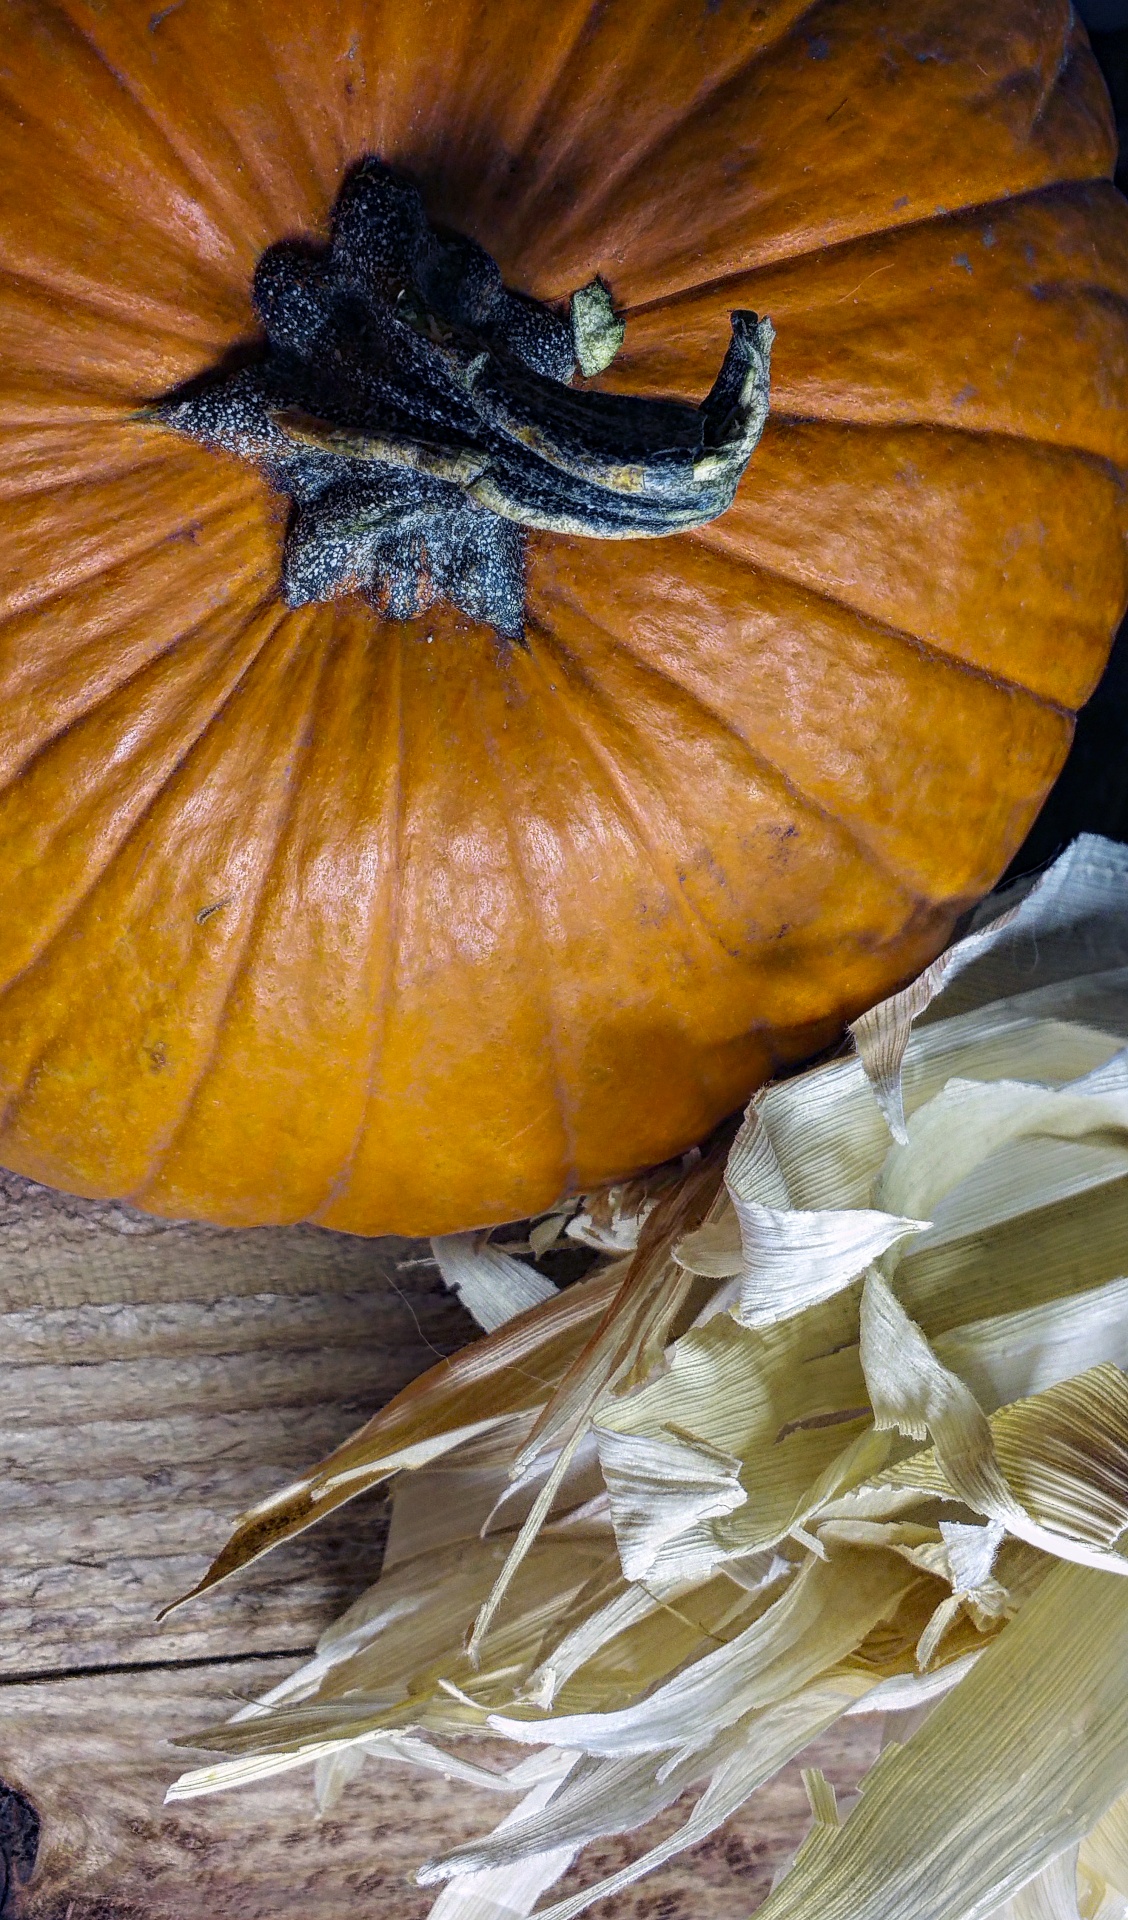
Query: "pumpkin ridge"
0 516 282 788
767 413 1128 469
605 181 1128 467
213 6 343 211
0 1031 48 1149
309 626 406 1228
680 420 1128 710
536 550 1075 902
41 0 299 263
0 7 243 283
0 581 283 808
531 579 950 899
762 407 1128 477
477 661 579 1204
1028 14 1079 130
522 611 759 968
679 534 1077 718
526 603 923 945
619 174 1115 330
535 5 1107 304
0 477 258 629
1041 277 1128 327
0 257 231 345
0 391 151 430
124 606 334 1208
0 437 179 508
34 0 277 269
740 411 1128 487
493 0 823 259
0 422 244 506
0 596 290 991
452 0 599 210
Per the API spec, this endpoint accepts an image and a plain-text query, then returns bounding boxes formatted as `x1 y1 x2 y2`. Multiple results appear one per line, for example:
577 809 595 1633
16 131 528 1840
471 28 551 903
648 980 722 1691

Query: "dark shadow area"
1008 19 1128 876
1087 27 1128 196
1007 610 1128 879
0 1784 40 1916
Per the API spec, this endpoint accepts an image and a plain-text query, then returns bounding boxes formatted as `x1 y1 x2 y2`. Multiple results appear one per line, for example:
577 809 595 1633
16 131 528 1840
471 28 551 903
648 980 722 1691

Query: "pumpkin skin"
0 0 1126 1236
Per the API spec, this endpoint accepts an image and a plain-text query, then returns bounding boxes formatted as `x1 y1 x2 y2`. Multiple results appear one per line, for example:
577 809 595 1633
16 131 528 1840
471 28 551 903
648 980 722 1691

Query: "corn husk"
431 1234 560 1332
168 836 1128 1920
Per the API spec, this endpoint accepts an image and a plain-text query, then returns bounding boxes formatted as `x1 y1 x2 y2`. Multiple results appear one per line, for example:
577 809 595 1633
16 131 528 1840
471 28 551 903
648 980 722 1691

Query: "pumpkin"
0 0 1126 1237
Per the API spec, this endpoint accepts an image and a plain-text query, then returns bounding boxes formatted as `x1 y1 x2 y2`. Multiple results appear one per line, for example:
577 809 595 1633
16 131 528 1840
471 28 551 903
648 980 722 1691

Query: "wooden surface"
0 1169 880 1918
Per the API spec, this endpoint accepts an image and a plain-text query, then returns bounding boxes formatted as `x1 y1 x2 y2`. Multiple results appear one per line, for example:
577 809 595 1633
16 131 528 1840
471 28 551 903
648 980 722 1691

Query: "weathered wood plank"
4 1345 439 1427
0 1170 426 1311
0 1171 471 1676
0 1287 443 1364
0 1517 380 1674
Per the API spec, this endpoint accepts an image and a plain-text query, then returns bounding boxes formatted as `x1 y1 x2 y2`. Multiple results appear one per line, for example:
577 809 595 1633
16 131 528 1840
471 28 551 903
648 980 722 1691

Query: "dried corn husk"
170 836 1128 1920
431 1234 559 1331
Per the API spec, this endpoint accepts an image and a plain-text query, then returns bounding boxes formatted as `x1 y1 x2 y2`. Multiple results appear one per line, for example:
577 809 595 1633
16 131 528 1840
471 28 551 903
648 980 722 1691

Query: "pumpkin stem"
152 158 773 640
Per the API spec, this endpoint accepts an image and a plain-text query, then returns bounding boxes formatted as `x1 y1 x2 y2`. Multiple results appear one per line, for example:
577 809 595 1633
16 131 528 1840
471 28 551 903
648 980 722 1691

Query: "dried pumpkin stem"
152 158 773 639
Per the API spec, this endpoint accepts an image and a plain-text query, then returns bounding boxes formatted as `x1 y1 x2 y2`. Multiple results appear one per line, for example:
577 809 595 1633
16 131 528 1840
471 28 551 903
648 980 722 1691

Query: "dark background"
1010 1 1128 874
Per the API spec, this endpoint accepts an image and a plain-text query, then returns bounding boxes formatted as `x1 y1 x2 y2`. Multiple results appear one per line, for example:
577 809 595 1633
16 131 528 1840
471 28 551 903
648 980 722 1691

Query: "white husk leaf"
486 1548 914 1758
497 1682 872 1920
859 1271 1128 1575
750 1560 1128 1920
990 1848 1084 1920
432 1234 559 1332
1081 1788 1128 1918
424 1752 581 1920
593 1427 746 1581
168 838 1128 1920
850 835 1128 1139
676 1104 928 1324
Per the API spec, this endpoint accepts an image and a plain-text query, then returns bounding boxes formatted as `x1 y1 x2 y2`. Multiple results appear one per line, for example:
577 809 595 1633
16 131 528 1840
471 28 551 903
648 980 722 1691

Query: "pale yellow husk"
169 836 1128 1920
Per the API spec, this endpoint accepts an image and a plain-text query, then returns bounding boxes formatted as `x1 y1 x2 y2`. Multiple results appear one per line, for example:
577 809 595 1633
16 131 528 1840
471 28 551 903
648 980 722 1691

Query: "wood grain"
0 1168 473 1676
0 1169 881 1916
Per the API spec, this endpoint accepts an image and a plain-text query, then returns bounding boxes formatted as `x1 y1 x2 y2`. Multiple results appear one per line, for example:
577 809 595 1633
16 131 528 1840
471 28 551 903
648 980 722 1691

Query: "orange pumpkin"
0 0 1126 1236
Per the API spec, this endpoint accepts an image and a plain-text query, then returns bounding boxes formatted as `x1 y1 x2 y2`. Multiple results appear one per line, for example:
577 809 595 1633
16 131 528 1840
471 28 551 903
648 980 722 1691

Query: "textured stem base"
155 158 772 638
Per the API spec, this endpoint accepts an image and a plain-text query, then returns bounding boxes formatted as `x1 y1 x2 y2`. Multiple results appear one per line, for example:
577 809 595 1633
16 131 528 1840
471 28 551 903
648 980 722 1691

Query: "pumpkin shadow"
1008 607 1128 879
152 330 268 409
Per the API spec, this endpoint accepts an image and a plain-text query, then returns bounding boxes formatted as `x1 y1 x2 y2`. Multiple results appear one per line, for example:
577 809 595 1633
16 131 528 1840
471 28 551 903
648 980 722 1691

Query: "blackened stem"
151 158 773 638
